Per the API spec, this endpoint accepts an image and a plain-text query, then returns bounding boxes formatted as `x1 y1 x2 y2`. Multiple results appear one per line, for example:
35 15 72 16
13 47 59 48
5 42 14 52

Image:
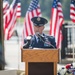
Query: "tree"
0 0 5 70
62 0 70 20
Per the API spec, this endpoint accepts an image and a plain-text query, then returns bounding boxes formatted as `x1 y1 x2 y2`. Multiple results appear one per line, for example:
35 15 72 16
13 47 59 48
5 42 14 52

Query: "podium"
21 48 59 75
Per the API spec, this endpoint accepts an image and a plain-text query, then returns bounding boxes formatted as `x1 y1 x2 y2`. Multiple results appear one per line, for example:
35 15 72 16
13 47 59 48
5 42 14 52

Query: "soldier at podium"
23 17 56 49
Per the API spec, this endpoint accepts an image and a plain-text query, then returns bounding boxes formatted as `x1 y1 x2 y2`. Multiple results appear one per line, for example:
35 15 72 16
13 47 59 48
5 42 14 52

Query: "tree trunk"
0 0 5 70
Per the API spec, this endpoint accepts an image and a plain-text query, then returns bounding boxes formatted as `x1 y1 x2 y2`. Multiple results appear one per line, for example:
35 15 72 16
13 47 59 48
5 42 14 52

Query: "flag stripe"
70 0 75 22
22 0 41 45
49 0 64 48
3 0 9 15
4 0 21 40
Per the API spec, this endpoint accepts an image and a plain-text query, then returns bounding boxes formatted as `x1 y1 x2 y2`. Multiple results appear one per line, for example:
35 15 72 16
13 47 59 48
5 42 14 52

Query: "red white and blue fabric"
3 0 21 40
16 0 21 18
58 63 75 75
70 0 75 23
22 0 41 44
49 0 64 48
3 0 9 15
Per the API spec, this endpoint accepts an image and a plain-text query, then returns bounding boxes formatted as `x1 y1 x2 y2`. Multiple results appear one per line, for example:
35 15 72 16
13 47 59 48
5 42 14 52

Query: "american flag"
49 0 64 48
16 0 21 18
4 0 21 40
70 0 75 23
22 0 41 44
3 0 9 15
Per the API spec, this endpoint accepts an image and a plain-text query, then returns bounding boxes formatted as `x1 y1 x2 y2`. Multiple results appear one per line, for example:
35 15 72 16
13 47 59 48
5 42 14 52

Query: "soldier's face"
34 25 44 34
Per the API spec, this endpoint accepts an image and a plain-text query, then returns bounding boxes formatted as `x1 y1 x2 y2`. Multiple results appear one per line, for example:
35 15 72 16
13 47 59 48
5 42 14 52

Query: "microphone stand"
37 34 55 48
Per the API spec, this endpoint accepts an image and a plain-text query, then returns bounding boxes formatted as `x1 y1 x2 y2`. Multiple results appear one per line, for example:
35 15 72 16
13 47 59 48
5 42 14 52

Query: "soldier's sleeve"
51 36 56 48
48 36 57 48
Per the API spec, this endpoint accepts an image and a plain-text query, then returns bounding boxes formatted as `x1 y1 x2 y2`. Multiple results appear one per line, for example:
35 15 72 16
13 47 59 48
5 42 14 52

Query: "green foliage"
62 0 71 20
40 0 53 20
21 0 31 17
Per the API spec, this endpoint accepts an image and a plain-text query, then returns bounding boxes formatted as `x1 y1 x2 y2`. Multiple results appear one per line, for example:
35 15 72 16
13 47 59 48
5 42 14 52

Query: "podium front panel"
28 62 54 75
21 48 59 75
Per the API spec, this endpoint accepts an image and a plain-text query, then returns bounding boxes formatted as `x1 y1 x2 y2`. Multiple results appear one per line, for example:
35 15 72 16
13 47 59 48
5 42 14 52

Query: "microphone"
35 32 45 41
23 36 32 48
45 41 55 48
38 34 45 41
23 41 29 48
36 32 55 48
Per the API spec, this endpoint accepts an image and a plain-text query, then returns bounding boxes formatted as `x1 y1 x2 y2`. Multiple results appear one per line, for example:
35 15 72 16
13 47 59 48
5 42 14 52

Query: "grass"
17 17 24 22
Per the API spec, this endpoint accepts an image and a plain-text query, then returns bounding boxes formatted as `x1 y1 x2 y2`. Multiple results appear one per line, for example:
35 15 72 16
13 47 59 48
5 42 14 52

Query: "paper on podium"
33 48 43 49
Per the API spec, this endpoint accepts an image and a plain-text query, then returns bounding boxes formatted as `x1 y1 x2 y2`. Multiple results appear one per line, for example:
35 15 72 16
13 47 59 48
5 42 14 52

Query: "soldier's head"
31 17 48 34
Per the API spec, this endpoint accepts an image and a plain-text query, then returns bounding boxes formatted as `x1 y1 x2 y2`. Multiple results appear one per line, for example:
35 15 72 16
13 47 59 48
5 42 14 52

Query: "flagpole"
72 24 75 63
59 48 61 63
17 18 21 71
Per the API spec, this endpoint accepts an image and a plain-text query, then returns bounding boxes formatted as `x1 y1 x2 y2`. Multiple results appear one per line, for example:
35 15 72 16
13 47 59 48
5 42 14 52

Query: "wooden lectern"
21 48 59 75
